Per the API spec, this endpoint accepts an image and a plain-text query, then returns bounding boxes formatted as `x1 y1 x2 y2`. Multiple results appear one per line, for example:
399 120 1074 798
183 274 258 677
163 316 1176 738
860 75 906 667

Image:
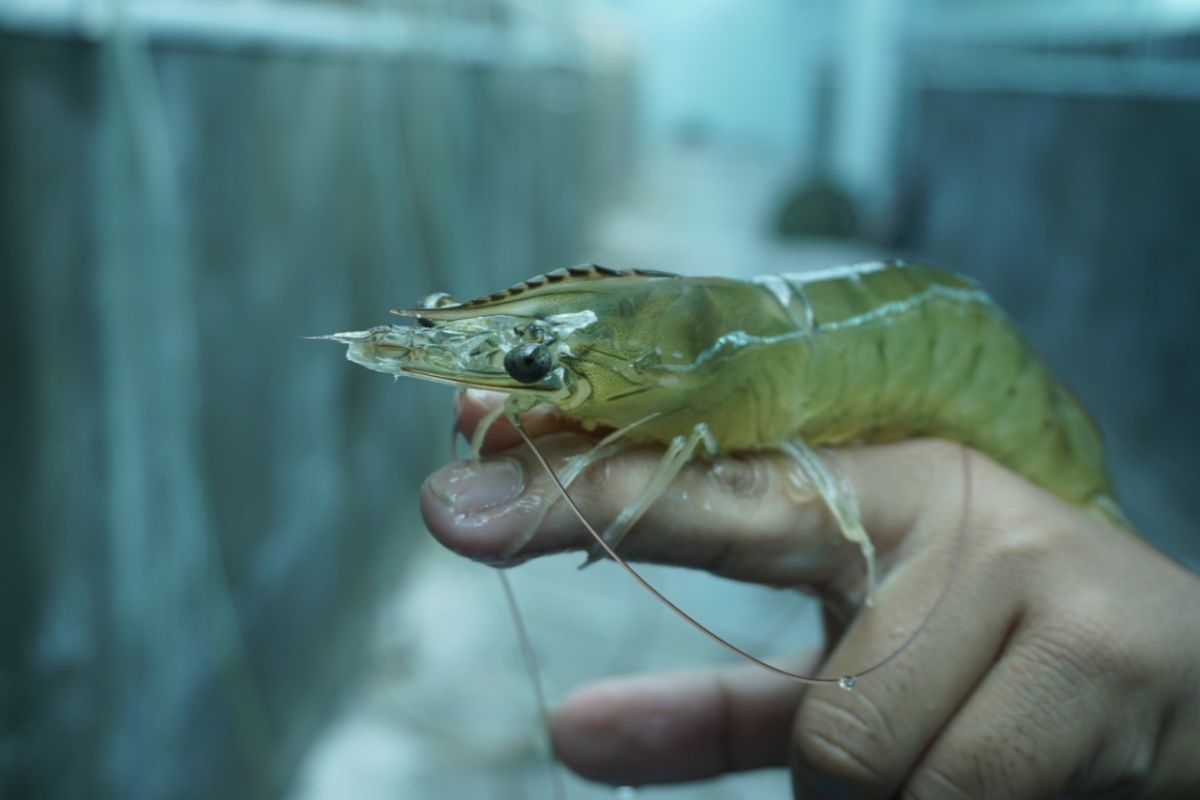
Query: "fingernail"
429 457 524 514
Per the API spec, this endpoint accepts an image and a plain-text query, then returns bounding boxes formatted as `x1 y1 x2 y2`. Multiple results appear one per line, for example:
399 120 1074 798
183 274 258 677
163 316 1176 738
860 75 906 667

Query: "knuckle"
1024 598 1141 686
793 693 890 790
709 453 772 500
971 499 1060 574
914 439 1072 574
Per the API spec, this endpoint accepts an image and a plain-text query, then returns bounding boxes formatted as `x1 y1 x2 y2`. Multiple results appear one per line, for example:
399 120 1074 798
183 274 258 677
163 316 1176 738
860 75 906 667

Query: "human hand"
421 390 1200 798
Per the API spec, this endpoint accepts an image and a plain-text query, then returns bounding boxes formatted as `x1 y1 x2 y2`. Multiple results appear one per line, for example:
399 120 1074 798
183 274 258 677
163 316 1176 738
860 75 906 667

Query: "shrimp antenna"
495 571 568 800
452 393 567 800
514 424 972 688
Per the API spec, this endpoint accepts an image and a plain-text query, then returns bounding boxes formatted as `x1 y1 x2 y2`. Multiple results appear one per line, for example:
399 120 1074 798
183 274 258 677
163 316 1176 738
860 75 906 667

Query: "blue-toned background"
3 2 1197 798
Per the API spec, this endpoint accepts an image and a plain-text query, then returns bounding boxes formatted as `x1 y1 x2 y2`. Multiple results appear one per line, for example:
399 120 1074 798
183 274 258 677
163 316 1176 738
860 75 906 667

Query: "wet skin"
421 390 1200 799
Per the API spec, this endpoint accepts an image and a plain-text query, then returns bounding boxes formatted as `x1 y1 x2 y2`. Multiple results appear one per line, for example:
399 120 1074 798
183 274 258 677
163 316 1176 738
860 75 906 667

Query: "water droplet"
615 787 638 799
838 675 857 691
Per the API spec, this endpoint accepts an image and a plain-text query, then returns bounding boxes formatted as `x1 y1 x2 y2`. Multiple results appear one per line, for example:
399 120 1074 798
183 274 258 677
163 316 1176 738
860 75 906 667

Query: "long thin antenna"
453 393 567 800
497 571 568 800
514 424 972 687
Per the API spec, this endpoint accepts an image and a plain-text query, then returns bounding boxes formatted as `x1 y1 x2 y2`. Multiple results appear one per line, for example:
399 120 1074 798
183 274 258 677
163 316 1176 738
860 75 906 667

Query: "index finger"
422 425 964 595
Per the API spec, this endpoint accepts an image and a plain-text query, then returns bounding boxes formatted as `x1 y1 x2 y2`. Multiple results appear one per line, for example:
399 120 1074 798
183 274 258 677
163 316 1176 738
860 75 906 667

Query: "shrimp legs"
469 396 877 604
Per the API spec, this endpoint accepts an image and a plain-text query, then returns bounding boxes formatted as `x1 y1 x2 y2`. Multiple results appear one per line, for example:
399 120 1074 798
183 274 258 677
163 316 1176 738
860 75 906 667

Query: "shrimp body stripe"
749 263 1118 526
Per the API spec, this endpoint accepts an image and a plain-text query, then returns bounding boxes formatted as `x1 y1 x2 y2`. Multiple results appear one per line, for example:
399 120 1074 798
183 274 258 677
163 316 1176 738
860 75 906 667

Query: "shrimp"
320 260 1124 683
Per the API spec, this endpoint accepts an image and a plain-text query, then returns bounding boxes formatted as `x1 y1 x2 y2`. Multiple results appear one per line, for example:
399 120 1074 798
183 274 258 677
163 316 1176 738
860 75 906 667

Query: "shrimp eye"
504 343 553 384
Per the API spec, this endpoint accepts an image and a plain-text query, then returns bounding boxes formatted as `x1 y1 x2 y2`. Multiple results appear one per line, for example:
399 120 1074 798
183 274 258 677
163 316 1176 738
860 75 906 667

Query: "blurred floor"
288 144 885 800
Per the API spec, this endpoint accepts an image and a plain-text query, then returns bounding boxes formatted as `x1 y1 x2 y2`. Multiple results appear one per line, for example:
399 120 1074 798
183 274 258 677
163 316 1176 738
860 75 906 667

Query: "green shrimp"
324 260 1122 590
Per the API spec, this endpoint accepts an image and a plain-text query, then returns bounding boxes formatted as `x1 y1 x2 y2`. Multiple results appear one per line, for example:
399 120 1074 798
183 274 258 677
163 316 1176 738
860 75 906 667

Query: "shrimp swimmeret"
321 261 1124 686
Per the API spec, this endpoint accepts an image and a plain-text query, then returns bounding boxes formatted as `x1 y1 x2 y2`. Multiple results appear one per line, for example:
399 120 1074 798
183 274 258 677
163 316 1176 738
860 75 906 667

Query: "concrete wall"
0 22 632 799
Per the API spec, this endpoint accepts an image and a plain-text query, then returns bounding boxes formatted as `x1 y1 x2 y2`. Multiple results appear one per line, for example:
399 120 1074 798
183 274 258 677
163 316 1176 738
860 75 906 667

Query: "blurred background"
3 0 1198 798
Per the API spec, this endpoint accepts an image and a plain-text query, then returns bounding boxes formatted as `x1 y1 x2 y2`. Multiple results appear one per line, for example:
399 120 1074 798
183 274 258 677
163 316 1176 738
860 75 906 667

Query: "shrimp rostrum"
324 261 1124 612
